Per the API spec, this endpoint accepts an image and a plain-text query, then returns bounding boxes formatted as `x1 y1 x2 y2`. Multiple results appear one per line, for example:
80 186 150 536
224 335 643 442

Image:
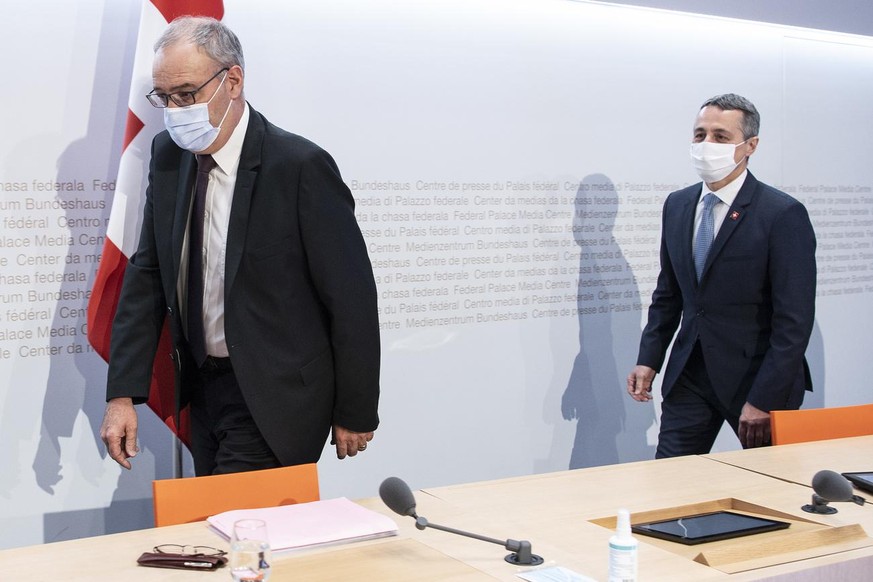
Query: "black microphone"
379 476 418 517
379 476 544 566
802 470 866 514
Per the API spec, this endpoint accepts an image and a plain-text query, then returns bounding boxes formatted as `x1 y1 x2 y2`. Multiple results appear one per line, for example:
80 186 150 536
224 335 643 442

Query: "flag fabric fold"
88 0 225 445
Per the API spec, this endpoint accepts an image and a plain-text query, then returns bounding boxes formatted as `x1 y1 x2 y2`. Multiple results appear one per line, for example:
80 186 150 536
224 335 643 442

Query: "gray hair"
154 16 245 71
700 93 760 139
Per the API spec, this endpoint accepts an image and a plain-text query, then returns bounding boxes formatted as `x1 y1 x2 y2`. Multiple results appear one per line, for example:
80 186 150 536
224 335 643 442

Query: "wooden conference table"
703 434 873 489
3 436 872 581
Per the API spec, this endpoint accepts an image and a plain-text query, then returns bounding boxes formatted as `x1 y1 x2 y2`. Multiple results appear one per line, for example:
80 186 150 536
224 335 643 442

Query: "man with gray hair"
627 93 816 457
100 16 380 475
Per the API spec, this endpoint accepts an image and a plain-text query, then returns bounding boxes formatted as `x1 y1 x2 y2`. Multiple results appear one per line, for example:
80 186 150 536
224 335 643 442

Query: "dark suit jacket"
107 106 380 465
637 172 816 413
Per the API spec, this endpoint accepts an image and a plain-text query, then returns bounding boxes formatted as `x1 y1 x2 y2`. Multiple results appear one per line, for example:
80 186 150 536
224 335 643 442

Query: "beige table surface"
412 453 873 581
703 435 873 489
3 443 873 581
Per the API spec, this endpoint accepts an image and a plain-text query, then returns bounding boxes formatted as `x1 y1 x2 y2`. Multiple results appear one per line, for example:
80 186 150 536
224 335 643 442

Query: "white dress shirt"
181 103 250 358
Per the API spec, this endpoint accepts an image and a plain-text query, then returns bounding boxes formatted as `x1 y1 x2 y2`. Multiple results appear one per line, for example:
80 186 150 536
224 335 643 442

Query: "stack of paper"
207 497 398 551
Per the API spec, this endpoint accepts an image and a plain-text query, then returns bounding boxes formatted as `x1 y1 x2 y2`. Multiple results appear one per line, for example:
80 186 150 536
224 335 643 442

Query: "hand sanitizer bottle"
608 508 638 582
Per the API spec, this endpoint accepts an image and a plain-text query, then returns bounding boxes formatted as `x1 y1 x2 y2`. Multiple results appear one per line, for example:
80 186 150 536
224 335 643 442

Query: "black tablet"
842 472 873 494
631 511 790 545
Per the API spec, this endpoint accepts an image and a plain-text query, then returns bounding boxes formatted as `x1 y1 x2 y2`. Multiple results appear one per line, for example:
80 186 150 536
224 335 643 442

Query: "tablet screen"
631 511 790 545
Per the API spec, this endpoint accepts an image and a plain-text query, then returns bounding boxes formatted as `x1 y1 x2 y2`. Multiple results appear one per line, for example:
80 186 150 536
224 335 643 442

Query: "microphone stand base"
802 503 837 514
505 553 544 566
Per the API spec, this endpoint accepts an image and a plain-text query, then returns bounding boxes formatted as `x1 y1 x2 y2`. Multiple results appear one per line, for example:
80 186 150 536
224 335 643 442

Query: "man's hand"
738 402 771 448
626 365 656 402
100 398 139 469
332 425 374 459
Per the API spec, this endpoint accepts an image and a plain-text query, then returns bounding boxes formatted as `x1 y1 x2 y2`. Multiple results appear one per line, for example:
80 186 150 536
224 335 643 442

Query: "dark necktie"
694 193 718 282
187 154 216 366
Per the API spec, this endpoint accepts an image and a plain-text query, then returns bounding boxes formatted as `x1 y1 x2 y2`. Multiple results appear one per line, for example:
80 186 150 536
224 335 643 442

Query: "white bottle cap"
617 508 632 538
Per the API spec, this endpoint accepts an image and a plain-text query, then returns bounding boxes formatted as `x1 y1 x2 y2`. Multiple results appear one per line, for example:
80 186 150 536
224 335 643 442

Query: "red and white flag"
88 0 224 443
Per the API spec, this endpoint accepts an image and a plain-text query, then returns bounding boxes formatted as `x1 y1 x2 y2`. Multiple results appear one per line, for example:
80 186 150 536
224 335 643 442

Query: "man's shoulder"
152 129 180 155
749 175 805 210
671 183 701 197
252 109 329 159
664 182 701 206
150 130 189 168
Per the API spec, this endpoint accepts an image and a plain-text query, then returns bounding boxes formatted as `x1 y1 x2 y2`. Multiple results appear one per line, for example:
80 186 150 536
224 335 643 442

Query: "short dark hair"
700 93 759 139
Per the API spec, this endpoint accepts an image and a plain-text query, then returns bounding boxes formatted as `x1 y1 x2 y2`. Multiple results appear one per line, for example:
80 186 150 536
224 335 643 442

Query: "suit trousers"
189 358 282 476
655 342 742 458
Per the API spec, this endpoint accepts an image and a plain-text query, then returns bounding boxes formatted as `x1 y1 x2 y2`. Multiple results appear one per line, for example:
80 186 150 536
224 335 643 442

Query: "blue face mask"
163 72 232 152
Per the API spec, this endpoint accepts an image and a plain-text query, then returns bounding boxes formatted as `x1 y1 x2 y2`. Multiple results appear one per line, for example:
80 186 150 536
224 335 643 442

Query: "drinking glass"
229 518 271 581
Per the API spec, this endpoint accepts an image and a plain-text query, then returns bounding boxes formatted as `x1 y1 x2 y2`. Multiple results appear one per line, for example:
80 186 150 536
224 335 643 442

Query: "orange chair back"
770 403 873 445
153 463 319 527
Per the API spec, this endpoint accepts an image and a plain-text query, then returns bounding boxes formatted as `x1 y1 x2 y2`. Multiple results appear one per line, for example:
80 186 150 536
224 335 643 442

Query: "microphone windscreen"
812 470 854 502
379 476 417 517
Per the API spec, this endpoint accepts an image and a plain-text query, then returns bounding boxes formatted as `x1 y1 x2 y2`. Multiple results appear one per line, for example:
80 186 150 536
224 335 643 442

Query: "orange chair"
770 403 873 445
153 463 319 527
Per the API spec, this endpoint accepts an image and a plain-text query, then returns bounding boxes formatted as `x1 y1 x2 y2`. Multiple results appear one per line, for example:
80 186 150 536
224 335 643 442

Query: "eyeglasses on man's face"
146 67 229 108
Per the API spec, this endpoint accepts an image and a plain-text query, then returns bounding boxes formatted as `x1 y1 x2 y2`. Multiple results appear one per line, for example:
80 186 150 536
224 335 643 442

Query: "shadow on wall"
29 0 134 501
26 0 178 543
30 137 113 496
561 174 656 469
42 499 149 543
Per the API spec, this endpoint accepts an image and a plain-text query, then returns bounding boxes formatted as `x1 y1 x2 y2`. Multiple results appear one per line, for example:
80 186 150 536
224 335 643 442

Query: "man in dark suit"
627 94 816 458
100 16 380 475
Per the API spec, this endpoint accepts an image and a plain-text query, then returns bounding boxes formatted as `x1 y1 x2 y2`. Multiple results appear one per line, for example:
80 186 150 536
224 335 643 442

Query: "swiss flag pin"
729 210 740 221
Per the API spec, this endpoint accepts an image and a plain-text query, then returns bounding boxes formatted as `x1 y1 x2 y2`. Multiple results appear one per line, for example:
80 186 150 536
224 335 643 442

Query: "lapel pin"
729 210 740 221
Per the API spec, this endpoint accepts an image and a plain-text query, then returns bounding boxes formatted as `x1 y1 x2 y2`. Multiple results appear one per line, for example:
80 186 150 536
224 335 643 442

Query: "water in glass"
230 519 271 582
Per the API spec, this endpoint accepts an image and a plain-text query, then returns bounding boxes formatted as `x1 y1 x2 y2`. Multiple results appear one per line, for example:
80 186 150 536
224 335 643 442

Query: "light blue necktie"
694 193 718 281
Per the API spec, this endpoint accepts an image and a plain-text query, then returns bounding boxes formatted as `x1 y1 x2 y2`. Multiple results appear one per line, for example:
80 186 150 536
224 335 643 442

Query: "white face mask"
690 139 748 183
163 72 232 152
